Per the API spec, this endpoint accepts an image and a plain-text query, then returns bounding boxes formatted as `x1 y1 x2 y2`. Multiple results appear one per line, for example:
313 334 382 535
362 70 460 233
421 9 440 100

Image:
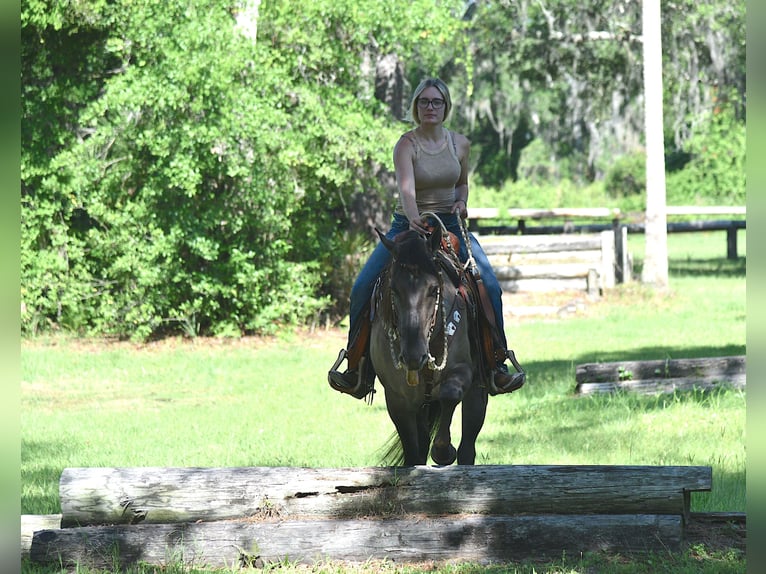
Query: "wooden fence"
479 231 623 294
468 206 746 268
25 464 712 568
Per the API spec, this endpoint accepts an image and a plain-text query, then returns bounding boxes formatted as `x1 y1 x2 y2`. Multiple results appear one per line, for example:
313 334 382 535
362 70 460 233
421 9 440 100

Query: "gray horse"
370 226 489 466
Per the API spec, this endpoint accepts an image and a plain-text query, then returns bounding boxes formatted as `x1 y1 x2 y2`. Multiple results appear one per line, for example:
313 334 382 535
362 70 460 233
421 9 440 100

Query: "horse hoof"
431 444 457 466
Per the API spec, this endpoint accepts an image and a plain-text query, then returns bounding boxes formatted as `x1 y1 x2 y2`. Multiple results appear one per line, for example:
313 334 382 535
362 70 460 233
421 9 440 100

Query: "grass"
20 231 746 573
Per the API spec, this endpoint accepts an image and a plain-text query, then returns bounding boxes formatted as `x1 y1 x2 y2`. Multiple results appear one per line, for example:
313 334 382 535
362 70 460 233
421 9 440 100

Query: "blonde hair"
409 77 452 126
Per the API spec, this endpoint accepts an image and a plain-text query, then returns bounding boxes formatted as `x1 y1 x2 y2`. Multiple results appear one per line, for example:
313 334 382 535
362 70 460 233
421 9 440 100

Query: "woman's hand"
408 216 429 234
452 199 468 219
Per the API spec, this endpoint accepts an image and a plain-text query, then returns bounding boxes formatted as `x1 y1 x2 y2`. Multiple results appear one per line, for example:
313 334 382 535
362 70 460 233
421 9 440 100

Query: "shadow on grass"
632 255 746 279
571 343 746 365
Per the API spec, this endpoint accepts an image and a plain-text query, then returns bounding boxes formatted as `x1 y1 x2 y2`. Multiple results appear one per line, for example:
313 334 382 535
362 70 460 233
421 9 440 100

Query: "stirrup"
328 350 375 402
488 349 526 395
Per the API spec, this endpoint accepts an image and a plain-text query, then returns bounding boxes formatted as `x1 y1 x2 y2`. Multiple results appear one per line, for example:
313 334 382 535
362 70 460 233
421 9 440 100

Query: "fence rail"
468 206 746 261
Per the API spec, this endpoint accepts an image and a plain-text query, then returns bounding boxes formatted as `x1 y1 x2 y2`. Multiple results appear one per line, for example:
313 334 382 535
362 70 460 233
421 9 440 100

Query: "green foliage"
604 152 646 198
472 178 614 213
666 93 746 206
20 0 747 339
449 0 745 191
23 0 324 339
20 0 468 339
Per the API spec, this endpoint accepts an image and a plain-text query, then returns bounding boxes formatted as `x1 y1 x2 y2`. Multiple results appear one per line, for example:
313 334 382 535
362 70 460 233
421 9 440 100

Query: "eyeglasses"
416 97 446 110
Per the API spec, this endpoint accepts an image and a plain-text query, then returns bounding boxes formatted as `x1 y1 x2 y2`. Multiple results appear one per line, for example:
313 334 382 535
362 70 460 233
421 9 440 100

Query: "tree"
20 0 470 338
447 0 744 189
641 0 668 288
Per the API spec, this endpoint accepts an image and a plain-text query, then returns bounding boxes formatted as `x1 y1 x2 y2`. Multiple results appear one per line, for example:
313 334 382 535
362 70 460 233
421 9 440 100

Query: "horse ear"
376 228 397 254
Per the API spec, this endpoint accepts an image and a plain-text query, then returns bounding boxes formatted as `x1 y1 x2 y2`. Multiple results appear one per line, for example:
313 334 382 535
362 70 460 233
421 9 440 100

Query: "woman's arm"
452 133 470 219
394 135 428 233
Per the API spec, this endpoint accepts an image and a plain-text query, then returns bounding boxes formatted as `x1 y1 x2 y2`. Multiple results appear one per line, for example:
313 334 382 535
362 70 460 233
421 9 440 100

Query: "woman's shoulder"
449 130 470 147
394 130 418 153
397 129 418 144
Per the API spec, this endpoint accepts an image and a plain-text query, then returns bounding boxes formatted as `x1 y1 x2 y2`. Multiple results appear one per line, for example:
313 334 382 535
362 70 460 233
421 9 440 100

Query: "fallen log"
21 514 61 559
576 356 745 384
59 465 711 526
575 356 746 395
31 514 683 568
576 374 746 395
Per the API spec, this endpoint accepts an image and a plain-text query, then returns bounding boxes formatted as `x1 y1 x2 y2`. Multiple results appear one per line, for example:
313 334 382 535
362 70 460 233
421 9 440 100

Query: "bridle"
386 264 448 373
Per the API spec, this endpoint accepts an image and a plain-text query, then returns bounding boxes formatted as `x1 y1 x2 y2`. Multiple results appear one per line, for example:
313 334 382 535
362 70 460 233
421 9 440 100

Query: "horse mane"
391 231 439 276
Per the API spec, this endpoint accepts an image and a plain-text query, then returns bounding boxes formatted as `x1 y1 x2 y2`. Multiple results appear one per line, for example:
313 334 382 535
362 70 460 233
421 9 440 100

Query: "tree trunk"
641 0 669 287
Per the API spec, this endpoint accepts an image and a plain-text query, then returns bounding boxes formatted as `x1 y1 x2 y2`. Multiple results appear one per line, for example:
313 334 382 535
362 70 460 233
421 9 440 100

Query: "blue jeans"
348 212 508 353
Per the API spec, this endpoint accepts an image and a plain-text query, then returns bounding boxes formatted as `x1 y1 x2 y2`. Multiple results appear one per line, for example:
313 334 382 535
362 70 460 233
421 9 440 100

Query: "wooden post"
727 226 738 259
600 230 616 289
641 0 669 288
612 221 631 284
587 268 599 296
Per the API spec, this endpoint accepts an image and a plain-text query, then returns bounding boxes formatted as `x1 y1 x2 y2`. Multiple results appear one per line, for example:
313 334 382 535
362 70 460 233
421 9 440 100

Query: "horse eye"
429 286 439 298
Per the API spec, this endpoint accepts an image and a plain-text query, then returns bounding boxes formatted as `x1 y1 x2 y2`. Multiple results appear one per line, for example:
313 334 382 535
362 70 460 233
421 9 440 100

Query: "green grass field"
20 230 746 573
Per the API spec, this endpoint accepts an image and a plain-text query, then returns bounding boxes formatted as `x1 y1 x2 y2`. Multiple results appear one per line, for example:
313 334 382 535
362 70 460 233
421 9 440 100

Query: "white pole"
641 0 669 288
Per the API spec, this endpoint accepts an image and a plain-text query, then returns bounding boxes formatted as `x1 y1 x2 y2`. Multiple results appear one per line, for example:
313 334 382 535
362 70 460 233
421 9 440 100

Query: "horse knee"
438 381 464 402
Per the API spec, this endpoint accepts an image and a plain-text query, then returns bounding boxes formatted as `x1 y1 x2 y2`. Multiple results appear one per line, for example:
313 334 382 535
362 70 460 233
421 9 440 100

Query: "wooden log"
489 249 603 265
30 514 683 568
575 356 746 384
59 465 711 527
665 219 746 232
21 514 61 559
576 374 746 395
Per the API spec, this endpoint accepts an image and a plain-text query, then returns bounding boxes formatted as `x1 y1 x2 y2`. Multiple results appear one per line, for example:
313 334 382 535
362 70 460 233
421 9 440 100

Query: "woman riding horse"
329 77 524 400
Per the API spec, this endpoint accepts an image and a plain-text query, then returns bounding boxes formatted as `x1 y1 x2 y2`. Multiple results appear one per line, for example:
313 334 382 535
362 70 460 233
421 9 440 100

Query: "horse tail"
379 431 406 467
379 402 442 466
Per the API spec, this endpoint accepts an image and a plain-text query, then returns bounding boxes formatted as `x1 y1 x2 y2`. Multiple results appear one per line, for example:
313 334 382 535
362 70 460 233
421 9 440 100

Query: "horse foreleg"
430 369 471 465
430 398 458 466
456 383 488 465
385 392 428 466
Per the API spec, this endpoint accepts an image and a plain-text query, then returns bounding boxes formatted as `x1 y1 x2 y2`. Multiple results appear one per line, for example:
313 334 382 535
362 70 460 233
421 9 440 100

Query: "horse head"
376 227 444 375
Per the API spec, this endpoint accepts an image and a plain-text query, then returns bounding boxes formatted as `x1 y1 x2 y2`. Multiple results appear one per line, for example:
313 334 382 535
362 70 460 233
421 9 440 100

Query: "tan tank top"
395 130 461 216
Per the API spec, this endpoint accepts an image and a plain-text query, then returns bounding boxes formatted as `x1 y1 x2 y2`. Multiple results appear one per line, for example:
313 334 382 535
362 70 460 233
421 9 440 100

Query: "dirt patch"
685 513 746 555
